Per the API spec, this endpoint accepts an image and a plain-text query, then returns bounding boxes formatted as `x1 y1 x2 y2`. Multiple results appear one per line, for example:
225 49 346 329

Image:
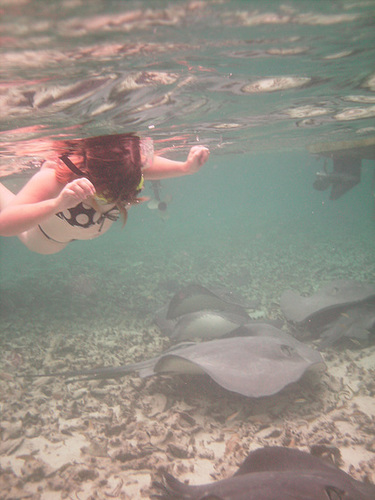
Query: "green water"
1 152 374 336
0 0 374 352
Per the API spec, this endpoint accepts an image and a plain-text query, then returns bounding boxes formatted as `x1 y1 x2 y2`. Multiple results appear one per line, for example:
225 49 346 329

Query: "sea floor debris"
1 236 375 499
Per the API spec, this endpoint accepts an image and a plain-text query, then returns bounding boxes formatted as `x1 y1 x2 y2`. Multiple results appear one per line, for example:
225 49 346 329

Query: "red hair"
54 134 144 224
55 134 142 198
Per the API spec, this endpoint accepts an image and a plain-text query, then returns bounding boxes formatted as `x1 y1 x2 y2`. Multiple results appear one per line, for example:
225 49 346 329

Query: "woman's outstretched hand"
184 146 210 174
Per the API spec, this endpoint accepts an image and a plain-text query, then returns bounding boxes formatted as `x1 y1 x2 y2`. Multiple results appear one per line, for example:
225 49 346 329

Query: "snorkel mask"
92 174 144 204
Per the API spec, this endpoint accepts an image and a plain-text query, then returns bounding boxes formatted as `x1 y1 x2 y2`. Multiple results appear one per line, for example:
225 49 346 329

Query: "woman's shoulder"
40 160 66 185
9 161 61 205
41 159 60 171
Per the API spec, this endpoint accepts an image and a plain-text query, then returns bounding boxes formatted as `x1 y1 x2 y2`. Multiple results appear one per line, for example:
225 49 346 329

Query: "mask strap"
60 155 88 178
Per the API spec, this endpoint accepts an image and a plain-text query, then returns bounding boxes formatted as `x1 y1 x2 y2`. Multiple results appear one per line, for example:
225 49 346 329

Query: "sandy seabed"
1 228 375 499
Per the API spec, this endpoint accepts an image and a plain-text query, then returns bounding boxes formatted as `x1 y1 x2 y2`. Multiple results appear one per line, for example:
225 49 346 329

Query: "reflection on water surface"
0 0 374 173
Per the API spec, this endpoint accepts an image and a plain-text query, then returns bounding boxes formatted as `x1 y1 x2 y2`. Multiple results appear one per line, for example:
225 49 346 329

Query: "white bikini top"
38 201 119 243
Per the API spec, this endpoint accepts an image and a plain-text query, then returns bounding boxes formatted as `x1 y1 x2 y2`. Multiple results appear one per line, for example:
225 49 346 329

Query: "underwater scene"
1 0 375 498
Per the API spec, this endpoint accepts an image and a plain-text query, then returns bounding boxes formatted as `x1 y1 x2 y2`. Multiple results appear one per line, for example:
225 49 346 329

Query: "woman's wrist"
180 161 192 174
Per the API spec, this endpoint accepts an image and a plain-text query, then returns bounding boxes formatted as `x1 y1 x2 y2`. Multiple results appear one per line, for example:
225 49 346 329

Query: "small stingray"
280 280 375 325
280 280 375 346
165 284 254 320
319 304 375 348
166 311 250 341
153 446 375 500
156 310 283 342
28 332 325 398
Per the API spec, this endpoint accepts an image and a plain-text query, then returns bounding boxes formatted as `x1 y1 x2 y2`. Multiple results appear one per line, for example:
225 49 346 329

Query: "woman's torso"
21 160 121 254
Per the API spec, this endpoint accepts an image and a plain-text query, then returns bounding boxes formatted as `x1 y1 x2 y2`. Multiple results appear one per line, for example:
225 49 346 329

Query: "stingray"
156 310 283 342
280 280 375 346
28 332 325 398
152 446 375 500
160 311 250 341
280 280 375 325
165 284 254 320
319 304 375 348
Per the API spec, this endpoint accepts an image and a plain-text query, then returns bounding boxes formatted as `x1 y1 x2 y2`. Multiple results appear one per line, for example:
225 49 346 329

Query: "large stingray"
280 280 375 346
29 331 325 398
153 446 375 499
165 284 254 320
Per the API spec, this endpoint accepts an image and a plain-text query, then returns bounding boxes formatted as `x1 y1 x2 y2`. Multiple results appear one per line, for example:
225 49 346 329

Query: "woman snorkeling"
0 133 209 254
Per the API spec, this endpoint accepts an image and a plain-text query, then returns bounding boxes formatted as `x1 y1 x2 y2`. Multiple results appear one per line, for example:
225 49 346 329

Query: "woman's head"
55 133 144 206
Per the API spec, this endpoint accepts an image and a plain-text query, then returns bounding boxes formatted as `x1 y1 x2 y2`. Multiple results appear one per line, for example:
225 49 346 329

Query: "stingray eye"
325 486 344 500
280 345 295 357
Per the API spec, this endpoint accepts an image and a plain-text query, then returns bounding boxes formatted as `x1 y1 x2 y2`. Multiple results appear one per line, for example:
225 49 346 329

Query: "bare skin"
0 146 209 253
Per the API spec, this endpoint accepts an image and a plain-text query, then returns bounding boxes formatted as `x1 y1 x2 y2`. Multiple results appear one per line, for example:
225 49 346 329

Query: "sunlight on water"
0 0 374 173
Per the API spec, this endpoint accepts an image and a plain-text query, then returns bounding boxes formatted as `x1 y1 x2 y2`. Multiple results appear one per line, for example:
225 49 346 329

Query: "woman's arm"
143 145 209 180
0 166 95 237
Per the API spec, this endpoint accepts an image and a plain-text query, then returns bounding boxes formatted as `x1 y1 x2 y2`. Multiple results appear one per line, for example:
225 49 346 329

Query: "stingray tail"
21 359 156 382
21 344 195 383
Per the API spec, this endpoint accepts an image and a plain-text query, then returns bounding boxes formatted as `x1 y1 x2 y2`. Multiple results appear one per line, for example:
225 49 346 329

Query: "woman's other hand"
184 146 210 174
